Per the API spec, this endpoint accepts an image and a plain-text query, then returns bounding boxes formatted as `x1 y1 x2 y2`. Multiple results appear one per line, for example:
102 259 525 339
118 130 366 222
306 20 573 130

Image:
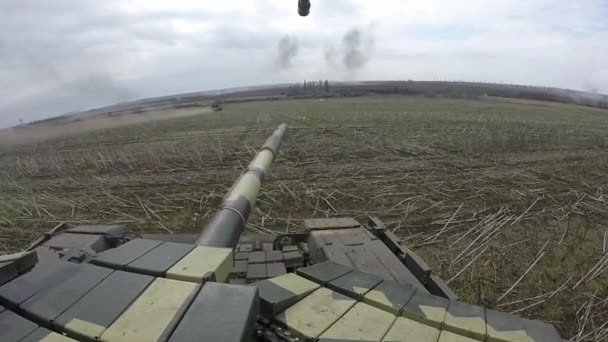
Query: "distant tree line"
277 80 608 109
287 80 331 96
323 81 608 109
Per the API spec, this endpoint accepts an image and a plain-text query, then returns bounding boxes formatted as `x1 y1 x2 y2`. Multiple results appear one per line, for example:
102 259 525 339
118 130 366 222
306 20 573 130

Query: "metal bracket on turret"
365 216 458 301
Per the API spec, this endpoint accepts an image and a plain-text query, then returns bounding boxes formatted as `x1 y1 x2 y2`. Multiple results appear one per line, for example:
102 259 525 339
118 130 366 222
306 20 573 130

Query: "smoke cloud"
342 29 372 69
275 35 298 69
325 27 375 71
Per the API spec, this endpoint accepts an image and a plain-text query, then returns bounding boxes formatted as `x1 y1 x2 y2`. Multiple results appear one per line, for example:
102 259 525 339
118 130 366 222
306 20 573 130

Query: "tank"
211 100 223 111
0 124 564 341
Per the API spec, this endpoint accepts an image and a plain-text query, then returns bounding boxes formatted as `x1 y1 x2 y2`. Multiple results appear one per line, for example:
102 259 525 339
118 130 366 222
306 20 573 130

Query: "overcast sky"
0 0 607 128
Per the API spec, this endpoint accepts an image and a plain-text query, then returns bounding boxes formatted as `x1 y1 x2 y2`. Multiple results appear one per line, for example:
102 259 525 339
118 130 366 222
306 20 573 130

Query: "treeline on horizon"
283 80 608 110
22 81 608 128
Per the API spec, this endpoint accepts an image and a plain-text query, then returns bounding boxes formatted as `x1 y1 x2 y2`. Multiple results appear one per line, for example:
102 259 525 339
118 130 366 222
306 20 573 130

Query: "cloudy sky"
0 0 607 128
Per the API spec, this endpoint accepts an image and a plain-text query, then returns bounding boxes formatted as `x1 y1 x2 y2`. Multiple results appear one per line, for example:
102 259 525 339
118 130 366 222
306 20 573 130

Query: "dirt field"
1 96 607 339
0 106 212 148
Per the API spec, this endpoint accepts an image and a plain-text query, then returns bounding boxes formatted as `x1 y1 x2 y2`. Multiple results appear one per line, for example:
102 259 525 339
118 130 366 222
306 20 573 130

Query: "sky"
0 0 607 128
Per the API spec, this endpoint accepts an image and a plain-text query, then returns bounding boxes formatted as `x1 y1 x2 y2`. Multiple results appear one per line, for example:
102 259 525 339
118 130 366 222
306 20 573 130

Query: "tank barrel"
196 123 288 247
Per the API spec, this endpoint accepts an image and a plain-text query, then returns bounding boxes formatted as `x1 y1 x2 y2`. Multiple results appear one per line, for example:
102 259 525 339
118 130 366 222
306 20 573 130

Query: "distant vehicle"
211 100 223 111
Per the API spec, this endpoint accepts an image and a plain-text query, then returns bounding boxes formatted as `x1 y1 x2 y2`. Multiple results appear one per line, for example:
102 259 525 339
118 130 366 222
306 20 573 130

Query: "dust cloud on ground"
0 106 213 149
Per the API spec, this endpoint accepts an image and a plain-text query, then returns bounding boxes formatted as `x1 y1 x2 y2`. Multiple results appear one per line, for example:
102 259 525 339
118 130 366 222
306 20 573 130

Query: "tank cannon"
196 123 287 247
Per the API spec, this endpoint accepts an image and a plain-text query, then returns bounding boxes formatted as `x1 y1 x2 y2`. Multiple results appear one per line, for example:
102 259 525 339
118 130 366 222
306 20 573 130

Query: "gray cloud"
204 26 272 50
275 35 299 69
0 1 185 127
0 37 137 119
73 74 135 104
324 45 339 67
